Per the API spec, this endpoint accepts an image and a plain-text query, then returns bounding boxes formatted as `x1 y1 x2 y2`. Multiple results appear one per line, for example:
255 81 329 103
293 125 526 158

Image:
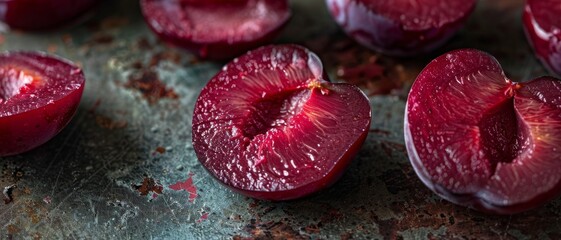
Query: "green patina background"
1 0 559 239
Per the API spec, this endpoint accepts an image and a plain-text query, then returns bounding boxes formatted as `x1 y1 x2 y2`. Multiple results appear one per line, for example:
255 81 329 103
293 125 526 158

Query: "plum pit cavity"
0 52 84 157
478 97 531 174
243 89 309 140
406 49 561 214
192 45 371 200
0 68 34 102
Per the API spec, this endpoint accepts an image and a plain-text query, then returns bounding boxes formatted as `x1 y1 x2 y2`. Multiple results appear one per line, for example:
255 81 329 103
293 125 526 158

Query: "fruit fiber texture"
523 0 561 76
0 52 85 156
141 0 291 60
0 0 98 30
192 45 371 200
325 0 476 56
405 49 561 214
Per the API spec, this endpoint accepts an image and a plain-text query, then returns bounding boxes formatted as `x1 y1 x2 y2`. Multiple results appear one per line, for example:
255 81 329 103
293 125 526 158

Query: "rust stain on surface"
95 115 128 130
304 37 417 97
149 51 182 67
7 224 19 234
154 146 166 154
132 177 163 197
235 220 308 240
125 70 179 105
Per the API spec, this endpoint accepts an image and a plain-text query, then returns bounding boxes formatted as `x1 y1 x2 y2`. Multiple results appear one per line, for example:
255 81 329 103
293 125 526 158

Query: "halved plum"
192 44 371 200
0 52 84 156
140 0 291 60
405 49 561 214
523 0 561 76
0 0 99 30
325 0 476 56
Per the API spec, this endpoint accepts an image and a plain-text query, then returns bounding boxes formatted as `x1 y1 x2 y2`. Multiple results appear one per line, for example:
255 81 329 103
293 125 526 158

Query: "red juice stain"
169 173 198 203
132 177 163 198
196 212 209 223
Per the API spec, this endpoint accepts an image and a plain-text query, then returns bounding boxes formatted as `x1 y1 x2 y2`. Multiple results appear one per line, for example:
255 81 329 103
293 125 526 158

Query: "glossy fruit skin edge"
325 0 476 56
0 52 85 157
140 0 292 60
404 49 561 214
0 0 99 30
523 0 561 76
192 44 371 200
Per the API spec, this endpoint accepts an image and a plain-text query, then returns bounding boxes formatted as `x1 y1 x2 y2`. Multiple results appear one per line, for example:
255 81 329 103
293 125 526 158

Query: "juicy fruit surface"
141 0 290 59
361 0 474 30
326 0 475 55
405 49 561 214
0 0 98 30
526 0 561 32
0 52 84 156
0 53 83 117
523 0 561 76
192 45 371 200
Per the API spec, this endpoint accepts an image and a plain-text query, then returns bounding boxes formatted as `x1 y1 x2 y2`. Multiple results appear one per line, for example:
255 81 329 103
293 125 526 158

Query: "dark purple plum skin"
325 0 476 56
523 0 561 76
0 52 85 156
0 0 99 30
192 44 371 200
140 0 291 60
405 49 561 214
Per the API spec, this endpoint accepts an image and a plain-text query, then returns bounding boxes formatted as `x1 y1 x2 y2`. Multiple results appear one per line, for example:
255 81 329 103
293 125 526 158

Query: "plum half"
405 49 561 214
140 0 291 60
0 52 84 157
192 44 371 200
0 0 99 30
523 0 561 76
325 0 476 56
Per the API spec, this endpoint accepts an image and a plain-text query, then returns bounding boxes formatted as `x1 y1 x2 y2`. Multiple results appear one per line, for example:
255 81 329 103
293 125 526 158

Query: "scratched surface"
1 0 561 239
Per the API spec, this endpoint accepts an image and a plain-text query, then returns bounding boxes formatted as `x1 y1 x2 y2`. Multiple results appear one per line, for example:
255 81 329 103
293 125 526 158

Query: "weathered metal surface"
1 0 560 239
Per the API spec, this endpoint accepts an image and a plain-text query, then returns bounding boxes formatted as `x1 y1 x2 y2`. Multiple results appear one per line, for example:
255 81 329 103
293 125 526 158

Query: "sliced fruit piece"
0 52 85 156
405 49 561 214
140 0 291 60
0 0 99 30
523 0 561 76
192 44 371 200
325 0 476 56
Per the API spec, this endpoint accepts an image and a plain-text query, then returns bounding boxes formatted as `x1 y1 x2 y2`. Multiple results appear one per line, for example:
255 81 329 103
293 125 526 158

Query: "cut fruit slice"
325 0 476 56
0 52 85 156
523 0 561 76
192 44 371 200
140 0 291 60
0 0 99 30
405 49 561 214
